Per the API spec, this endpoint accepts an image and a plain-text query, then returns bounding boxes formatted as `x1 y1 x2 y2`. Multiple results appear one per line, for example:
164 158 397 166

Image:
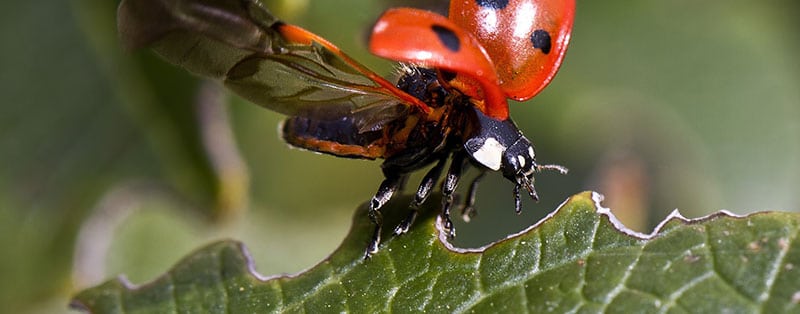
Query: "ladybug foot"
460 205 478 222
393 210 418 235
442 215 457 239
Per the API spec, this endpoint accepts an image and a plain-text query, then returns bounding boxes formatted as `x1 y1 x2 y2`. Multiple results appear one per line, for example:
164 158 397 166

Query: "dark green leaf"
71 192 800 312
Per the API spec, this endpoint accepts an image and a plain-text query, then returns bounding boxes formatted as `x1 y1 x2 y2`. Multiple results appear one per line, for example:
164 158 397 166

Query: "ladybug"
117 0 575 257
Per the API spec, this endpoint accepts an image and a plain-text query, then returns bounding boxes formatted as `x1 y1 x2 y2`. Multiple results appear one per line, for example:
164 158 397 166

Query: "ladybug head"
464 108 567 201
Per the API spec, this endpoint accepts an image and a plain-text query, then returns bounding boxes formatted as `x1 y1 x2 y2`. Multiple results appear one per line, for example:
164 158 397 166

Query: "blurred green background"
1 0 798 312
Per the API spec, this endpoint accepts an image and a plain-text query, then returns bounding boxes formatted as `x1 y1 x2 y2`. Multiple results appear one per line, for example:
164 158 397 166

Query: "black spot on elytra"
475 0 509 10
531 29 552 54
432 25 460 52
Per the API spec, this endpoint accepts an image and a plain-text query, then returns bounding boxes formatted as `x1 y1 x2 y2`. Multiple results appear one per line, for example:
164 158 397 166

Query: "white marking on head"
517 155 526 168
528 146 535 159
472 138 505 171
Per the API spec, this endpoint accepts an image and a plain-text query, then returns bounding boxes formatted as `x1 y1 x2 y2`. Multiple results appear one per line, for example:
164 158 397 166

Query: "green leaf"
71 192 800 313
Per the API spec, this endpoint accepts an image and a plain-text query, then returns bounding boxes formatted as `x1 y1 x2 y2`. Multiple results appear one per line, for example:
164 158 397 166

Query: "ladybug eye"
530 29 552 54
475 0 510 10
431 25 460 52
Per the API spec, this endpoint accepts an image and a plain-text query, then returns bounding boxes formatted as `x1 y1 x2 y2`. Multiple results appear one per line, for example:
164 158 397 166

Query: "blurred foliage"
0 0 797 312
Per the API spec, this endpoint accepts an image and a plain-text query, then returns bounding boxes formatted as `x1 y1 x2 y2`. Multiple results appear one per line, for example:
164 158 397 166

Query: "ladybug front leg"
441 151 467 239
366 174 405 258
394 156 448 236
460 169 486 222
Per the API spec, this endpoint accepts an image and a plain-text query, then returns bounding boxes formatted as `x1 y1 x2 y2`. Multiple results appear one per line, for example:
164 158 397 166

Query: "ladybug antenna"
518 163 568 205
536 163 569 175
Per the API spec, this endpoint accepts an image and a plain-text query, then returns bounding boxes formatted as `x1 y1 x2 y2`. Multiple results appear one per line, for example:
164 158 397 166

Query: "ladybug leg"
441 151 467 239
460 169 486 222
513 183 525 214
366 174 405 259
394 156 448 235
398 175 410 192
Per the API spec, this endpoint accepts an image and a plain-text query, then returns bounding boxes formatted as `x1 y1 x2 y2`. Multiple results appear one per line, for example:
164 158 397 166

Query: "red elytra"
450 0 575 101
370 0 575 119
369 8 508 119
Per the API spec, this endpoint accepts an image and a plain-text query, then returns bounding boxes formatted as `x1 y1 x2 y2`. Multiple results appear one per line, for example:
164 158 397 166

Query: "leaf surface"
72 192 800 313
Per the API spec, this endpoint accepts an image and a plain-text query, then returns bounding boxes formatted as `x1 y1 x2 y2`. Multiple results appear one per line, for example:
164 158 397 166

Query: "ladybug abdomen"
281 116 389 159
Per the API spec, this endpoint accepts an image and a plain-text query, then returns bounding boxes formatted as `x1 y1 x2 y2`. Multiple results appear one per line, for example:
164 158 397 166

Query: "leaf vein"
657 271 714 313
454 254 486 313
420 271 442 312
166 272 177 314
578 216 602 302
597 245 644 312
282 263 341 311
383 253 401 312
518 285 529 314
474 253 485 295
217 251 230 314
704 224 755 305
758 228 797 309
